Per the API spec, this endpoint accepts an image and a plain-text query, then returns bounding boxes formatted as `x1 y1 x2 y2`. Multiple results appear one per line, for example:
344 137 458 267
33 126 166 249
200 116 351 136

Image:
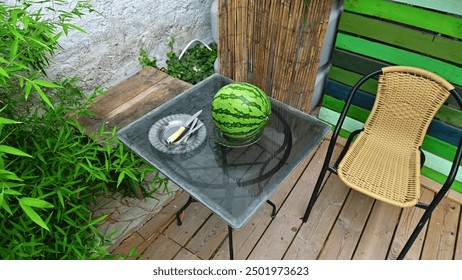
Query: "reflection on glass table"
118 74 331 259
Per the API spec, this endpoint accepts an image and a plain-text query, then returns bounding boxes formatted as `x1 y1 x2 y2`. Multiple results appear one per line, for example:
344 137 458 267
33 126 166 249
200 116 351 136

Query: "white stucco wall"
6 0 214 94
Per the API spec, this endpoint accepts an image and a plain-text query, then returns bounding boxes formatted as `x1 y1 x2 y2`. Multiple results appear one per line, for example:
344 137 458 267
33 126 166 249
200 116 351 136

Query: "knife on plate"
166 110 202 144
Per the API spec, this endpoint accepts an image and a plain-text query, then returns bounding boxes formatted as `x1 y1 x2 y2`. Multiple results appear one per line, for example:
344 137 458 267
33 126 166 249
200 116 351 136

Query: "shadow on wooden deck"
111 137 462 260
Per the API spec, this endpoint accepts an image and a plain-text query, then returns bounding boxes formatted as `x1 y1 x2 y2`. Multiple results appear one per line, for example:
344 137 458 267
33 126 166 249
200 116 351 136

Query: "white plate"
148 114 206 154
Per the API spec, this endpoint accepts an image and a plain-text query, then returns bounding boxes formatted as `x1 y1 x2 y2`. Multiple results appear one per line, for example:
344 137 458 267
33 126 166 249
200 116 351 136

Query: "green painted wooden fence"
319 0 462 193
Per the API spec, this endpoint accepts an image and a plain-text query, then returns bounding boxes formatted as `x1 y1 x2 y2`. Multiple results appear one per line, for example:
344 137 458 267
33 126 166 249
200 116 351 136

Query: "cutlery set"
166 110 203 146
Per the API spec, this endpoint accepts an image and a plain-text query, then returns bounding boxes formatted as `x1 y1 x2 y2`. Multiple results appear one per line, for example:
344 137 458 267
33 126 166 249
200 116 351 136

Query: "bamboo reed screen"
218 0 333 113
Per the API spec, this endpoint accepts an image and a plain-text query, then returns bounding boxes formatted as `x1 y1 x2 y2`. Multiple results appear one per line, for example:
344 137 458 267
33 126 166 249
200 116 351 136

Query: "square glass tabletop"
117 74 331 229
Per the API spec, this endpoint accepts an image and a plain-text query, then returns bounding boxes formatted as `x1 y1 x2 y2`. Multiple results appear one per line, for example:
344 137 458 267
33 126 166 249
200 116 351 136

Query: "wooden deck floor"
111 137 462 260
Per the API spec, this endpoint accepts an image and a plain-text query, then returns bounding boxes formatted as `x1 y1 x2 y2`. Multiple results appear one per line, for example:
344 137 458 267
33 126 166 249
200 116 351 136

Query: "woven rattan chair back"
338 66 454 208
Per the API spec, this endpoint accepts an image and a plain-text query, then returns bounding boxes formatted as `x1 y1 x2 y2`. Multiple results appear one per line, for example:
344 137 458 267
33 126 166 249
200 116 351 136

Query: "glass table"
117 73 331 259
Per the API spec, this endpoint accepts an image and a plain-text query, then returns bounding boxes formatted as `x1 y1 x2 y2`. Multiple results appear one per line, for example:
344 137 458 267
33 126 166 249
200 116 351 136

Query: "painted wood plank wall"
390 0 462 16
320 0 462 193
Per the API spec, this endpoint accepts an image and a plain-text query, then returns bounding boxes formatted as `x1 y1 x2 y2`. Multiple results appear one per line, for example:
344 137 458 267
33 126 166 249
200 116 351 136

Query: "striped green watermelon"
211 82 271 139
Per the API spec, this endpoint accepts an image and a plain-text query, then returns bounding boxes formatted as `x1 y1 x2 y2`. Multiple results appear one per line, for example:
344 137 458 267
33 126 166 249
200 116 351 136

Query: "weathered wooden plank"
344 0 462 39
77 67 191 133
329 66 378 94
387 188 433 260
139 234 181 260
136 191 189 239
421 176 462 206
330 49 462 94
352 201 401 259
421 166 462 195
163 202 212 247
247 140 330 259
173 248 202 260
185 214 228 260
421 197 459 260
455 210 462 259
390 0 462 16
332 49 388 76
212 204 273 260
338 12 462 64
111 232 145 259
335 33 462 87
284 175 350 260
317 190 375 259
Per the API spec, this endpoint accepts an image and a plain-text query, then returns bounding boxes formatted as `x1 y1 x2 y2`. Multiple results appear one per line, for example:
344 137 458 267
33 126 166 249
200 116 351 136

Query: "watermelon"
211 82 271 139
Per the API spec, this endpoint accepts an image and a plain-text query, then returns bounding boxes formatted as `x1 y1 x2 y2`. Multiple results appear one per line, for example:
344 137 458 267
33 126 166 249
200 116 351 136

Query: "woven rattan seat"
302 66 462 259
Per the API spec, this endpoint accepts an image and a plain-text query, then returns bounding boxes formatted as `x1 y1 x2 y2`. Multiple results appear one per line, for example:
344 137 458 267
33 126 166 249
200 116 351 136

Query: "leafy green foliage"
139 37 218 84
0 1 166 259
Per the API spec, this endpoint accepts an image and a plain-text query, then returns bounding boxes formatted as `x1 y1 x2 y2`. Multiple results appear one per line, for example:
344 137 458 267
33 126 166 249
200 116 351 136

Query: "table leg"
266 200 277 218
176 196 195 226
228 225 234 260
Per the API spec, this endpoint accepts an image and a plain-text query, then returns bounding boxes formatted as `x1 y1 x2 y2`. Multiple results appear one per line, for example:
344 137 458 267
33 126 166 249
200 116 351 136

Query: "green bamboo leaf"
3 189 22 195
0 193 4 209
20 197 54 209
0 145 32 157
0 169 23 181
33 83 54 109
0 194 13 215
0 117 20 125
25 80 32 99
19 203 50 231
10 38 19 59
0 57 8 64
117 171 125 187
57 189 64 208
65 23 87 34
0 67 9 78
33 79 62 89
87 214 108 227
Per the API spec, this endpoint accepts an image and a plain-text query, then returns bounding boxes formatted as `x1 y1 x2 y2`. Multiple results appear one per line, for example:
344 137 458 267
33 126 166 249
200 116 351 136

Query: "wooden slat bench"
77 66 191 134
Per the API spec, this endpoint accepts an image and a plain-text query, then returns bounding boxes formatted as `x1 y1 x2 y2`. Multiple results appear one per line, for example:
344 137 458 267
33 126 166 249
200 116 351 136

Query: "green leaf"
0 145 32 157
56 189 64 208
20 197 54 209
87 214 108 227
19 203 50 231
33 83 55 109
117 171 125 187
0 194 13 215
0 117 20 125
25 80 32 100
3 189 22 196
64 23 87 34
0 169 23 181
0 67 9 78
10 38 19 59
33 79 62 89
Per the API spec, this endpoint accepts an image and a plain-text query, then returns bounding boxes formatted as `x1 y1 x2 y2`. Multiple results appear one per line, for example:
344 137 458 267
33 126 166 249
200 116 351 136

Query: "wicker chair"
302 66 462 259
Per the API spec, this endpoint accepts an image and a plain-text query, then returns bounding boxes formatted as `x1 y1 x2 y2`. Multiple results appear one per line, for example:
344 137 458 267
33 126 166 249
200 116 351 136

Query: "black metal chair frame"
302 69 462 260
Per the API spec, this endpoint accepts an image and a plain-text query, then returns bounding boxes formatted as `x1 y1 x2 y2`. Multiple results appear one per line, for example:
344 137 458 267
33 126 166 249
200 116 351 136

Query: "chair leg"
302 164 330 223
